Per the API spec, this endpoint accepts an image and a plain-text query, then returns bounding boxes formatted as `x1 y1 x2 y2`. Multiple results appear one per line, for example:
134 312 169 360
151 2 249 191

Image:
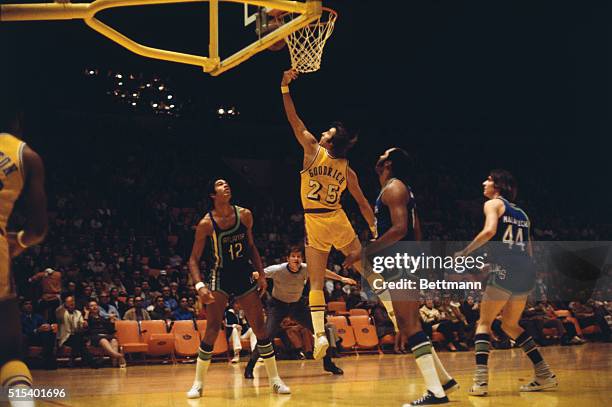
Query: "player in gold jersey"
280 69 376 359
1 110 47 407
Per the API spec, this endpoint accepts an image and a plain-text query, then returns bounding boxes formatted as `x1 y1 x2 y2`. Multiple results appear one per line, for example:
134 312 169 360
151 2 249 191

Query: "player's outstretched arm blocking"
280 69 318 157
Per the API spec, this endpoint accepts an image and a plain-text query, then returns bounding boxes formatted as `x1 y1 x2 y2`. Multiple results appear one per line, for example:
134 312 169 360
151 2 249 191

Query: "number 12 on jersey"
228 242 243 260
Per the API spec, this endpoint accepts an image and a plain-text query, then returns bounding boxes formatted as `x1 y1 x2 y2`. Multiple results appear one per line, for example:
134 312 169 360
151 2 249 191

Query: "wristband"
369 225 378 239
16 230 29 249
195 282 205 291
281 86 290 94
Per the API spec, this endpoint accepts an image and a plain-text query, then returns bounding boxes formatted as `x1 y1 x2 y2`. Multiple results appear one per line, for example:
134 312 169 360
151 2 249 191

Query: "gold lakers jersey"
0 133 25 234
300 146 348 211
0 133 24 300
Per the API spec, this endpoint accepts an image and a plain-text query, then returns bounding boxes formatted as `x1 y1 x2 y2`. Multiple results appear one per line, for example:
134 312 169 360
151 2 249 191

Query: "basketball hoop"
274 7 337 73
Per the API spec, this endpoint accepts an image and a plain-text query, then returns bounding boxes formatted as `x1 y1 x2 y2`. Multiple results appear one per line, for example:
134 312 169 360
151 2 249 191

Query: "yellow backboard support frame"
0 0 322 76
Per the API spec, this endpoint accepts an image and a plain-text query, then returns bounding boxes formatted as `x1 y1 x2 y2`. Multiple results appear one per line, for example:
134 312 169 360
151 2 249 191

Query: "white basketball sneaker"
313 333 329 360
468 383 488 396
271 379 291 394
186 384 203 399
519 375 558 392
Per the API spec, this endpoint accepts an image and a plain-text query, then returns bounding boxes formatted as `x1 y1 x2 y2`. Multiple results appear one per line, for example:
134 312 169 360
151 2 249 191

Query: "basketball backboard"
0 0 323 76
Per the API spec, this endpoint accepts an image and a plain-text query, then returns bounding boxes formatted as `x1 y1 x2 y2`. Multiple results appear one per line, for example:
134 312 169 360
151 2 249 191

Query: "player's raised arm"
346 167 376 234
280 69 318 155
242 209 267 296
189 216 214 304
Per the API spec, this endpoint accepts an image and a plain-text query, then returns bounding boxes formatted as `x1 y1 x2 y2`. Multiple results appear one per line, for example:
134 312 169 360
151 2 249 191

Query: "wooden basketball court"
33 343 611 406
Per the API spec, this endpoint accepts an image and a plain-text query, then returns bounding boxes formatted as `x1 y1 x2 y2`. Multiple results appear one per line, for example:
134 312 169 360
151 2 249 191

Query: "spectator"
161 286 178 311
436 296 468 351
224 302 257 363
55 296 97 368
109 276 126 294
63 281 78 301
149 296 171 321
20 300 57 370
281 317 314 359
345 287 367 310
371 300 396 339
569 300 612 341
108 288 127 319
171 297 195 321
124 297 151 321
76 285 94 311
28 267 62 323
97 292 120 320
85 301 126 368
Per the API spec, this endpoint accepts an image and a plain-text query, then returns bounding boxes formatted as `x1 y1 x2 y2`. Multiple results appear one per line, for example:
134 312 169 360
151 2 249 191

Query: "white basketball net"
281 8 337 73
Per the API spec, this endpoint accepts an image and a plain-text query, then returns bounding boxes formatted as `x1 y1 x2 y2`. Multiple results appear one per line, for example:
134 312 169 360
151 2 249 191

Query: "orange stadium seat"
327 301 347 315
349 315 380 352
196 320 229 358
140 320 175 360
327 315 356 353
115 320 148 354
171 320 200 357
349 308 369 317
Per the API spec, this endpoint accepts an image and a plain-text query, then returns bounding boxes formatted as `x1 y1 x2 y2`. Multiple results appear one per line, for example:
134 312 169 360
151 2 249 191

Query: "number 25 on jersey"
307 180 340 205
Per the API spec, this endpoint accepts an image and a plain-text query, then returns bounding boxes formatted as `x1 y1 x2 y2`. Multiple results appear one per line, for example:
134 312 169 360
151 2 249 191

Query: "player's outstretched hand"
256 274 268 298
342 250 361 270
198 286 215 305
281 68 299 86
341 277 357 286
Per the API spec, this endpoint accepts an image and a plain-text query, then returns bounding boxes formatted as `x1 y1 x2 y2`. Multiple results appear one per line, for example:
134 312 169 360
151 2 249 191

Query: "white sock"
257 342 280 381
193 357 211 388
378 290 399 332
415 354 445 398
430 348 452 384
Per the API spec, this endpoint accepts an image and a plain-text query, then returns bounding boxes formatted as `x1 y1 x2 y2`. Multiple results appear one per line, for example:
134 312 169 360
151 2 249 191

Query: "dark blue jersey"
375 178 416 241
489 197 531 262
209 205 251 273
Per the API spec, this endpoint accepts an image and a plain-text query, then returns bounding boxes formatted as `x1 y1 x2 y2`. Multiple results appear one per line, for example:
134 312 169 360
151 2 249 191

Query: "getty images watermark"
359 241 612 301
369 252 486 291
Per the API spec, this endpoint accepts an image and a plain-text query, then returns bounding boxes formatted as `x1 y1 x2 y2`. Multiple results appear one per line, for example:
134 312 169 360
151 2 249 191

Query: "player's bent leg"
340 238 399 332
187 291 228 399
468 286 510 397
393 300 449 406
500 296 557 392
305 246 330 360
239 291 290 394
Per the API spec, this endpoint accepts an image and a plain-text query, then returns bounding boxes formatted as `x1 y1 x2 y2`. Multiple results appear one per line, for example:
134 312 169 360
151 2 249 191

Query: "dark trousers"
37 299 60 324
24 332 57 367
0 297 23 366
246 297 332 366
63 333 95 366
578 314 611 338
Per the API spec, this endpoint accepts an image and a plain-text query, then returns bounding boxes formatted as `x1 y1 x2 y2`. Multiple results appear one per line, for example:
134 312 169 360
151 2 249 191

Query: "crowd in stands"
11 138 611 370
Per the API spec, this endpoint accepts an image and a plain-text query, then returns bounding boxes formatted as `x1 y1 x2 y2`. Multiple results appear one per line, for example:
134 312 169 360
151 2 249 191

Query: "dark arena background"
1 1 611 406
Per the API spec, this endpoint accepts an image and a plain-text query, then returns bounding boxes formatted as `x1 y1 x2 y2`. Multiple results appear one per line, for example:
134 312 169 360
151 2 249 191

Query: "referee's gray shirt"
264 262 308 303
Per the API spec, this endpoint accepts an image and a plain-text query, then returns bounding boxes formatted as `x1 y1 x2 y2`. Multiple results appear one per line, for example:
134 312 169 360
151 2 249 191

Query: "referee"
244 245 355 378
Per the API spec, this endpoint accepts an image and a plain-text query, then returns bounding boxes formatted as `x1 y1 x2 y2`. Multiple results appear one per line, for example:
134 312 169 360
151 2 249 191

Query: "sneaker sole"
186 390 202 399
520 381 558 392
468 386 488 397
